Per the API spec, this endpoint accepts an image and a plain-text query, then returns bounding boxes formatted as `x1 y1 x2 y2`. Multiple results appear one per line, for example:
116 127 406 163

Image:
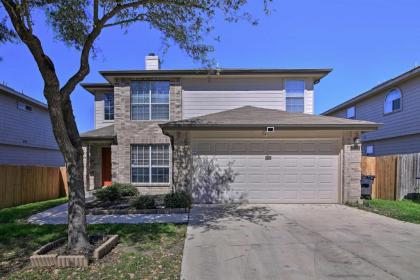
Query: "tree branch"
60 0 207 98
1 0 58 86
93 0 98 24
103 14 147 28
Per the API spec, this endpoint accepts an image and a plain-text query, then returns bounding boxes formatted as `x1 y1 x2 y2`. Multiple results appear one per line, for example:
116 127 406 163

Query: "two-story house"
0 84 64 166
323 67 420 156
81 54 377 204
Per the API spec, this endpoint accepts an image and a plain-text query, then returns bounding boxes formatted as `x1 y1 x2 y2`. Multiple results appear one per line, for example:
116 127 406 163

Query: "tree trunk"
66 151 90 254
45 86 89 254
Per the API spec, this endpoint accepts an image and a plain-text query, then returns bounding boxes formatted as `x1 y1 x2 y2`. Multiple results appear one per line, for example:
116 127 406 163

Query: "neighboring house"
80 54 377 204
0 84 64 166
323 67 420 156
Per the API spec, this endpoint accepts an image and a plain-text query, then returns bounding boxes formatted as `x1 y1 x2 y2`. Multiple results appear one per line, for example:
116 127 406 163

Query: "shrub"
93 185 121 202
112 183 138 197
164 191 192 209
131 195 156 209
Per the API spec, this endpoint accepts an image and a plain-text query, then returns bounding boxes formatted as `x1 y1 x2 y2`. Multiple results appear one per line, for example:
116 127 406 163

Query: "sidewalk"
28 203 189 225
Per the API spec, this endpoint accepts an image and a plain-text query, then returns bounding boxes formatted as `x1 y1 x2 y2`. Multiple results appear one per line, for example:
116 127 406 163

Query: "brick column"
172 132 193 192
343 141 362 203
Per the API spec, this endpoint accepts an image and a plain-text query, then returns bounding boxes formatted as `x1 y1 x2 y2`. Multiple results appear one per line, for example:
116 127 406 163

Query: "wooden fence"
0 165 68 209
362 153 420 200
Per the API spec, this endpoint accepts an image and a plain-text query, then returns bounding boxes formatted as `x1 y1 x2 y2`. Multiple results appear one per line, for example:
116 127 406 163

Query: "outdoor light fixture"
353 137 361 149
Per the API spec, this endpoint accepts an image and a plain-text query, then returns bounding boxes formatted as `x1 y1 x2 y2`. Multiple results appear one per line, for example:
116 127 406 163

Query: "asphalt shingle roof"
80 125 115 140
160 106 379 130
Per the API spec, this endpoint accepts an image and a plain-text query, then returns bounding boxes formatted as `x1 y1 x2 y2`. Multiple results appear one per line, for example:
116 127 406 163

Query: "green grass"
353 199 420 224
0 198 187 279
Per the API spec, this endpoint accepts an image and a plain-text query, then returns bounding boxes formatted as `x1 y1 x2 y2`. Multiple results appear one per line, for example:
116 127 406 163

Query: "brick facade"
83 144 108 191
342 135 362 203
111 79 182 194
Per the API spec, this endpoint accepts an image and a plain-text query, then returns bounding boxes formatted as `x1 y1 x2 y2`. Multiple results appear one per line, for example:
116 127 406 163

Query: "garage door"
191 139 340 204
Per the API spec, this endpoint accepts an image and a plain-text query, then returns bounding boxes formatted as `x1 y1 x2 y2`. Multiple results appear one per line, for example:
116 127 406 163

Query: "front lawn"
0 198 186 279
353 199 420 224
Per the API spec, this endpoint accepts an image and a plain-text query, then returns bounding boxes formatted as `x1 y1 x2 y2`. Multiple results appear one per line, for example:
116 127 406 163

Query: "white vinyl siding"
191 139 340 203
181 77 285 119
94 92 114 129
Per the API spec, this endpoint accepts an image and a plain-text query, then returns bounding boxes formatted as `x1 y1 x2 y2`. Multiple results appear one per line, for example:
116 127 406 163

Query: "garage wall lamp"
352 137 361 150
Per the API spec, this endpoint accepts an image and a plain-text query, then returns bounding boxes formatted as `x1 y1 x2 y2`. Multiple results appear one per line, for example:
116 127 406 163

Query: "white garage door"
191 139 340 204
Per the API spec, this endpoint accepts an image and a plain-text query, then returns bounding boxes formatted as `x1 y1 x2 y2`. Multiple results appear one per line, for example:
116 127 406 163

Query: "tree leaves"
0 16 16 44
0 0 272 65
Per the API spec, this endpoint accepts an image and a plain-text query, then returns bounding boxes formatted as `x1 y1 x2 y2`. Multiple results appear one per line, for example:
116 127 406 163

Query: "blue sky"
1 0 420 132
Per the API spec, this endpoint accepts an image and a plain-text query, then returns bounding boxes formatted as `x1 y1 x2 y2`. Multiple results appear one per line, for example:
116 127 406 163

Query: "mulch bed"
86 196 190 215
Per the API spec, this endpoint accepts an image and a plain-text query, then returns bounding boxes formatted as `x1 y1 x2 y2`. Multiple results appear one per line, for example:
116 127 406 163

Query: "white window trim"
131 144 172 185
130 81 171 121
103 93 114 121
366 144 374 155
284 79 305 113
384 88 402 115
17 101 33 112
346 106 356 119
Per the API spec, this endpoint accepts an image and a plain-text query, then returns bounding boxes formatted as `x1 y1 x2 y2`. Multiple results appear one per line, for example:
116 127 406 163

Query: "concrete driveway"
181 204 420 280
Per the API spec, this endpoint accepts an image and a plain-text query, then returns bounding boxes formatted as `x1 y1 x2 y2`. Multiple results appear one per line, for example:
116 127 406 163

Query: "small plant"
112 183 138 197
164 191 192 209
93 186 121 202
131 196 156 209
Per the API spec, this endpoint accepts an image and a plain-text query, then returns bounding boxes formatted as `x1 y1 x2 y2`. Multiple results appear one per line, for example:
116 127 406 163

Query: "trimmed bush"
131 195 156 209
93 186 121 202
164 191 192 209
112 183 138 197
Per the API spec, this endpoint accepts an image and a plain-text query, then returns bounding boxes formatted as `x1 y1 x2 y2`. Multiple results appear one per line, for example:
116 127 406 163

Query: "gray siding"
0 93 60 150
329 76 420 154
363 134 420 156
0 144 63 167
94 92 114 129
0 92 64 166
181 77 315 118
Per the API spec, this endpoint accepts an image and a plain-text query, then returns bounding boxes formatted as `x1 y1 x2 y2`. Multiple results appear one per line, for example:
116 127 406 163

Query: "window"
17 102 32 112
346 106 356 119
131 144 170 183
131 81 170 120
285 80 305 113
384 88 401 114
104 93 114 120
366 145 374 155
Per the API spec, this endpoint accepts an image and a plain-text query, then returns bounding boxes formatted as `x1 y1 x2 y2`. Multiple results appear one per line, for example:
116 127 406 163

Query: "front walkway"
28 203 189 225
182 204 420 280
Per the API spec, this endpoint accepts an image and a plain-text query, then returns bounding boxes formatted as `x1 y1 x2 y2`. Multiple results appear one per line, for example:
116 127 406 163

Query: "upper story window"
346 106 356 119
17 102 32 112
131 81 170 120
104 93 114 120
384 88 401 114
285 80 305 113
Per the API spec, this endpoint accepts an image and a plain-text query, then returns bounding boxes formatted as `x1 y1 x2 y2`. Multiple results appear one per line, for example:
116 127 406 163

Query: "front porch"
80 125 116 191
83 142 113 191
80 124 173 195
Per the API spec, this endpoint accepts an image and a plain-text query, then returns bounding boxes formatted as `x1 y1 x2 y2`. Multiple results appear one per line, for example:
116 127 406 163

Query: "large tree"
0 0 270 253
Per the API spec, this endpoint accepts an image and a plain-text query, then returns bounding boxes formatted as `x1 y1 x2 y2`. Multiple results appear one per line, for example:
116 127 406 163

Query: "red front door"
101 147 112 186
